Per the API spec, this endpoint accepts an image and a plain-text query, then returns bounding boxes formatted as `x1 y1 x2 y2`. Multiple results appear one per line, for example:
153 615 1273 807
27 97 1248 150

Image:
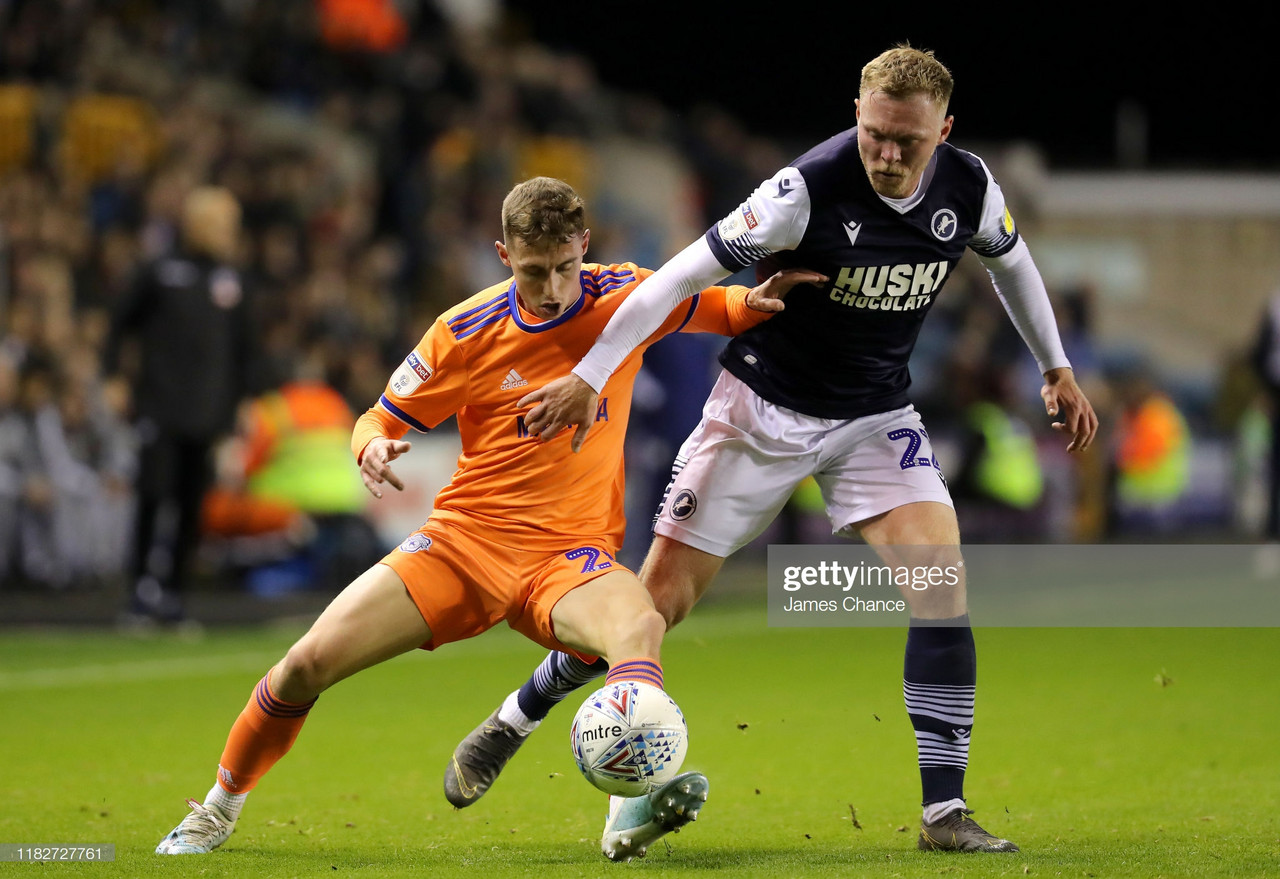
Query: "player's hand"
360 437 412 498
519 373 597 453
1042 367 1098 453
745 268 829 312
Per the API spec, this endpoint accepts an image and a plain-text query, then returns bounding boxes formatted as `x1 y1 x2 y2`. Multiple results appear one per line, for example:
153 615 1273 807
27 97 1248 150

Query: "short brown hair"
501 177 586 248
860 44 954 111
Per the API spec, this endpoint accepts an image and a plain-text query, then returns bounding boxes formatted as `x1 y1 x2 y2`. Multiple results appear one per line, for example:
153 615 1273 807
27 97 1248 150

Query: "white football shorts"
653 371 953 557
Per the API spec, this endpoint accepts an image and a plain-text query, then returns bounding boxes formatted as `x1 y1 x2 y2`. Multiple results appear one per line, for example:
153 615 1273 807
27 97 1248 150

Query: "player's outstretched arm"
1041 367 1098 453
360 437 413 498
517 268 829 453
519 238 731 453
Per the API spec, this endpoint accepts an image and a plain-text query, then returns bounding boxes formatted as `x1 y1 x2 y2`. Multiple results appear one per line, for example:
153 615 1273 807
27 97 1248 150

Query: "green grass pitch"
2 592 1278 877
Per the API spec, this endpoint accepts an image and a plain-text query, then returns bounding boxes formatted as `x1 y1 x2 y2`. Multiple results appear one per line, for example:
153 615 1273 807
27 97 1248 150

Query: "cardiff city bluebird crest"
398 533 433 553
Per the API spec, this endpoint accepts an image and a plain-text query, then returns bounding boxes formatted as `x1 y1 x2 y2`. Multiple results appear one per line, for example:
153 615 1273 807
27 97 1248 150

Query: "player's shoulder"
438 280 515 342
794 127 858 167
917 141 998 215
581 262 652 298
936 141 994 184
786 128 856 182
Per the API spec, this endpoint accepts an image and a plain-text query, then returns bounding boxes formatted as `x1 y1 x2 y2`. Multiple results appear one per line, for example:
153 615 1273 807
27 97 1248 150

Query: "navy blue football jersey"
705 128 1019 419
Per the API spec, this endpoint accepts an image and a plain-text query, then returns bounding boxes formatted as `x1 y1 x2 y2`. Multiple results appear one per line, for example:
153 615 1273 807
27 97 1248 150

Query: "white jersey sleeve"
706 167 812 270
571 166 813 393
571 237 729 393
966 158 1069 374
977 239 1071 375
968 158 1020 259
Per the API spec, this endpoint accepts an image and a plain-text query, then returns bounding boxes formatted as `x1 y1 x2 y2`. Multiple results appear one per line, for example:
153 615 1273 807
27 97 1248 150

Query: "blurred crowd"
0 0 1267 605
0 0 786 599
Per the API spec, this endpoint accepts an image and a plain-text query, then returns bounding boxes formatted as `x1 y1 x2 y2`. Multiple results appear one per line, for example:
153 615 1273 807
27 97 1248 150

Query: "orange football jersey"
352 262 766 550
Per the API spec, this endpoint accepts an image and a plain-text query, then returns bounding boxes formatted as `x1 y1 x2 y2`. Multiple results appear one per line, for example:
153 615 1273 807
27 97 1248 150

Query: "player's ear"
495 240 511 266
580 229 590 257
938 115 954 144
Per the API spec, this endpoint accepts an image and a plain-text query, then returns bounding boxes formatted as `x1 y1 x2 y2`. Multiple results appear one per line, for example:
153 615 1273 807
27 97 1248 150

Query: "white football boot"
600 771 709 862
156 798 235 854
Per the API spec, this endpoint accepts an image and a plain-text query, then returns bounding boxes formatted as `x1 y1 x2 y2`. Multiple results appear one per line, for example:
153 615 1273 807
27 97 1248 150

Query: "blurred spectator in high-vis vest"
202 344 384 595
951 362 1046 542
1108 364 1190 535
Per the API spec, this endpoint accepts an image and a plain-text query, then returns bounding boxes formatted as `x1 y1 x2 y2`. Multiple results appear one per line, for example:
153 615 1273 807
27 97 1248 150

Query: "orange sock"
215 673 316 794
605 658 663 689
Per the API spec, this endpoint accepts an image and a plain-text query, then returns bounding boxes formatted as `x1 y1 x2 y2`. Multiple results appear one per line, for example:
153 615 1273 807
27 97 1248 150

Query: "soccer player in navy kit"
445 45 1098 854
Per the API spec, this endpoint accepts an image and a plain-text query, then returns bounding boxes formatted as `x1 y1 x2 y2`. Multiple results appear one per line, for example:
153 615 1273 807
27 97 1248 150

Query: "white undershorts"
653 371 953 557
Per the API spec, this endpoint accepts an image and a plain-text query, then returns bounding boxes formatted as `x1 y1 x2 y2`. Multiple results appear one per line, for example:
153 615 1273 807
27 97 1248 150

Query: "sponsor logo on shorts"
669 489 697 521
398 534 433 553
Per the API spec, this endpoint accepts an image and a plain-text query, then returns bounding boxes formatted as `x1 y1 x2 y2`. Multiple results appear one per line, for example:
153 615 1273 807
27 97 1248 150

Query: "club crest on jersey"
398 533 433 553
931 209 958 241
391 352 434 395
669 489 697 521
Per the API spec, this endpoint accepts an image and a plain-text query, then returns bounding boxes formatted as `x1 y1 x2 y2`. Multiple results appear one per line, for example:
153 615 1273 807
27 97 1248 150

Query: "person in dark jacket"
109 185 255 623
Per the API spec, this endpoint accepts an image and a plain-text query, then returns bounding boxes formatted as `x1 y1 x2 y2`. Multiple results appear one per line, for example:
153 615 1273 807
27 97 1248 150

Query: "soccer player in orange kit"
155 176 825 860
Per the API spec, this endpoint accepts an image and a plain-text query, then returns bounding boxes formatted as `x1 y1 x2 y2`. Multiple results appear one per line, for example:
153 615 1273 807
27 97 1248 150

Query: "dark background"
502 2 1271 171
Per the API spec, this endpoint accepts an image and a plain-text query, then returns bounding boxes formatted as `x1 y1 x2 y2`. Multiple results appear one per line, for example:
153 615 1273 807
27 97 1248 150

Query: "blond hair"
501 177 586 248
860 45 954 111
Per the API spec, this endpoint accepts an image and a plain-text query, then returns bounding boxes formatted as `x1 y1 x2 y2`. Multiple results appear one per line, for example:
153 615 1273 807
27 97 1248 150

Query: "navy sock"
903 615 976 805
515 651 609 721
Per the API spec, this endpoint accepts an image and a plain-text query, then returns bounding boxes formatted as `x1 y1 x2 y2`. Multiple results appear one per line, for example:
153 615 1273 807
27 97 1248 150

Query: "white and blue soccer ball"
570 681 688 797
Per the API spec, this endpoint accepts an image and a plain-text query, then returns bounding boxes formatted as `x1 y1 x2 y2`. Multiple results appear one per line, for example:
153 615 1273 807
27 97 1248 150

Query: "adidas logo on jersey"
500 368 528 390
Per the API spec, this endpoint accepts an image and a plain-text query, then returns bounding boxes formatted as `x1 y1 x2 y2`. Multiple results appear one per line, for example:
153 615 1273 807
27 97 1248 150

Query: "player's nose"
553 275 578 304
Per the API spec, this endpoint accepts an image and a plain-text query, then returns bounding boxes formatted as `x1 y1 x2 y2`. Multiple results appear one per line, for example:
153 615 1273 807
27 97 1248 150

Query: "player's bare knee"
609 606 666 658
276 639 334 700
